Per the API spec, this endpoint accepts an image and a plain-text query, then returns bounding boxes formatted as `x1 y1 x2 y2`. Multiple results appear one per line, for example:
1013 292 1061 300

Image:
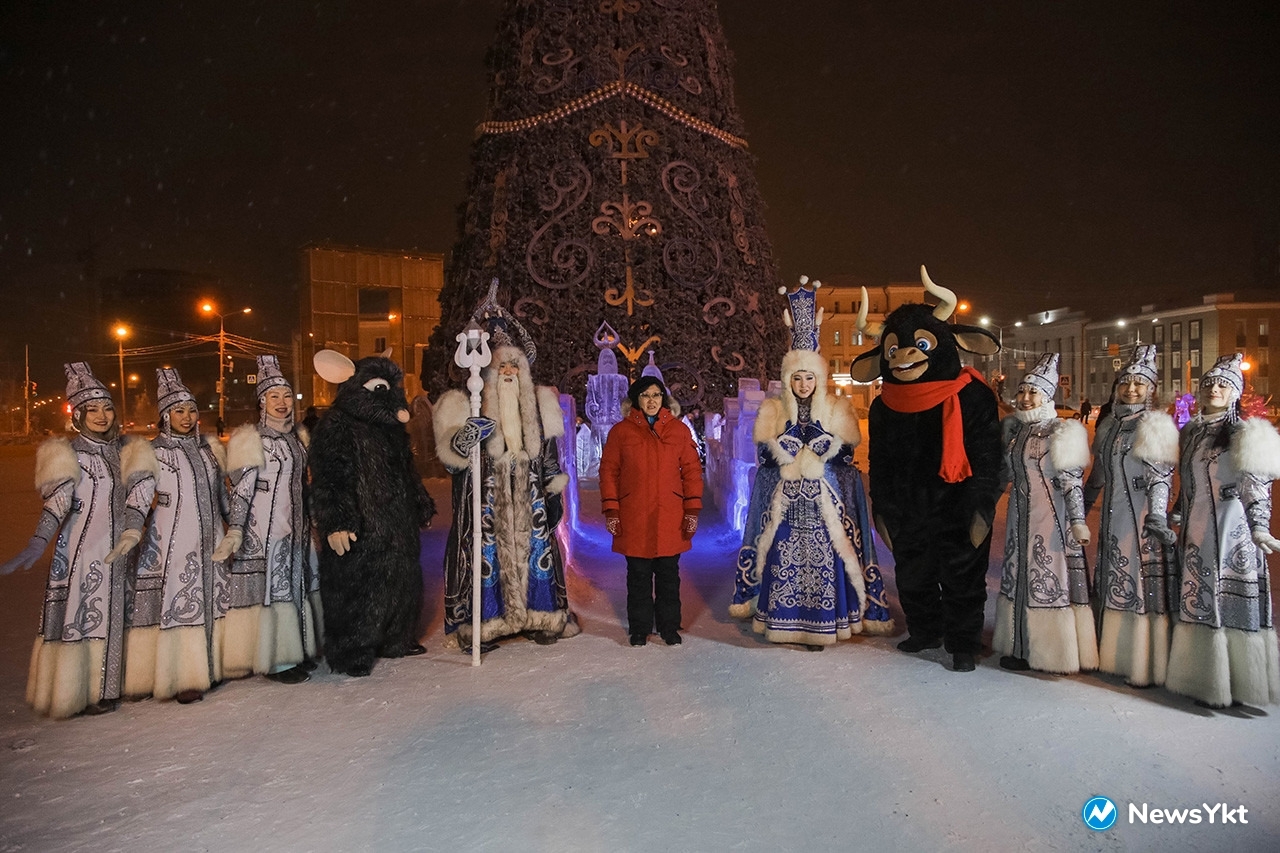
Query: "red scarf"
879 366 987 483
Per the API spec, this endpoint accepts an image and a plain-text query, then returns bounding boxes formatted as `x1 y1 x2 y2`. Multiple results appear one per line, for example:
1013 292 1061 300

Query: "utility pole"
200 302 252 425
24 344 30 436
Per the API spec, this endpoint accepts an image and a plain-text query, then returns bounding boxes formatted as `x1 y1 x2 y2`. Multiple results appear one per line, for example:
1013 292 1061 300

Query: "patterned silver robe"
223 421 320 675
27 435 156 718
995 413 1097 673
1084 404 1178 685
1166 415 1280 706
126 431 228 698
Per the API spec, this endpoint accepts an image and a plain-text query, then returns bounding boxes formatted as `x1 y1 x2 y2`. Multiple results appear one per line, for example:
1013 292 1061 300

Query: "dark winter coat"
600 406 703 558
867 380 1004 535
308 356 435 674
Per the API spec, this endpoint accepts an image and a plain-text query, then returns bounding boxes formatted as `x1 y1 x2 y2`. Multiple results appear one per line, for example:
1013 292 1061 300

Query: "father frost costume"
432 291 578 647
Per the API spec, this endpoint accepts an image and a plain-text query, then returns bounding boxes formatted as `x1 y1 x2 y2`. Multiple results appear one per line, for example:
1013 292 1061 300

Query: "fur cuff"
1050 418 1091 472
1131 411 1179 466
34 437 80 491
1232 417 1280 480
546 472 569 496
431 389 472 471
121 436 159 482
226 424 265 472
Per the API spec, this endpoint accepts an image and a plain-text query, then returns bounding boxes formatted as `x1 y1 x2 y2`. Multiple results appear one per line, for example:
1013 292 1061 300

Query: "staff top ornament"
472 278 536 366
779 275 823 353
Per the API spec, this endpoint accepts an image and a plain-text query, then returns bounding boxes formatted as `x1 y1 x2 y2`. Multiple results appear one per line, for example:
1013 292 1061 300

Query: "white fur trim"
753 393 859 453
144 625 216 700
546 472 569 496
220 605 264 679
536 386 565 439
1098 609 1169 686
34 437 80 492
1232 417 1280 480
226 424 266 472
431 389 472 471
204 434 227 472
123 625 159 699
861 616 896 636
1049 418 1091 472
26 636 106 719
1167 622 1280 707
121 436 159 482
994 598 1098 674
728 599 756 620
1130 411 1179 466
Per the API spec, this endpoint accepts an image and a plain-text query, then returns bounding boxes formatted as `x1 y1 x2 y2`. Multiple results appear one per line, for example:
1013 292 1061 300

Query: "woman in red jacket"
600 376 704 646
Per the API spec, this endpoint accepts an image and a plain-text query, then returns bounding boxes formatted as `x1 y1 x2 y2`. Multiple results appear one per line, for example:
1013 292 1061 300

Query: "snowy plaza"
1 440 1275 853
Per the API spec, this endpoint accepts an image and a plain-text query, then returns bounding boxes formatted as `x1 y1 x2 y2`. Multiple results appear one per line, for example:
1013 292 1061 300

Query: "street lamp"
200 301 253 424
979 316 1023 388
114 324 129 425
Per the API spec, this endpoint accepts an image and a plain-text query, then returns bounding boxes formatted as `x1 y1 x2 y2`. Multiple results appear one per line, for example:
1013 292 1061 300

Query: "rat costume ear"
314 350 356 384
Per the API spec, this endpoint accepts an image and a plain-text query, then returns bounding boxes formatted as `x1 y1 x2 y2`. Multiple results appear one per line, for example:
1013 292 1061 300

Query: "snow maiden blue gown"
731 366 893 646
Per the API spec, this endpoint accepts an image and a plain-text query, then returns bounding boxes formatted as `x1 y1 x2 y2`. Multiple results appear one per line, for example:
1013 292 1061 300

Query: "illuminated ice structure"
705 377 775 532
581 322 628 480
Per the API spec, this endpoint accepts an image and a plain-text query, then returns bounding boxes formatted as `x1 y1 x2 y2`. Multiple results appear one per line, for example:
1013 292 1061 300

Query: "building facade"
299 245 444 409
1083 293 1278 408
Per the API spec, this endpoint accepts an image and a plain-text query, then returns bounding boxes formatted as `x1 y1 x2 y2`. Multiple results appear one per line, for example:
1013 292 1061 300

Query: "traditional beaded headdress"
1200 352 1244 396
65 362 112 410
1020 353 1060 399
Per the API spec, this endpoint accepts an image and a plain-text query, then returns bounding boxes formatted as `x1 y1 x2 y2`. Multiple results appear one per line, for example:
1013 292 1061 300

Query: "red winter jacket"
599 407 703 558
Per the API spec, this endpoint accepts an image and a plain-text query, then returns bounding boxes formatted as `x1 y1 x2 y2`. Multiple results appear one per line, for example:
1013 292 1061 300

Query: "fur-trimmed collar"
1130 411 1179 466
34 437 80 491
120 436 159 483
1231 416 1280 480
432 384 565 471
1049 418 1090 472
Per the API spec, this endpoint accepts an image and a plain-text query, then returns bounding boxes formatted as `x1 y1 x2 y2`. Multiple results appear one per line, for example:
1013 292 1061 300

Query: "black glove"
451 417 496 457
1142 513 1177 547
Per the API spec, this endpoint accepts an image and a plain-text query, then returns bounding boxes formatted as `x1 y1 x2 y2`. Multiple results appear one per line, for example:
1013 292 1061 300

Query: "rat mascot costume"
852 266 1003 672
309 350 436 677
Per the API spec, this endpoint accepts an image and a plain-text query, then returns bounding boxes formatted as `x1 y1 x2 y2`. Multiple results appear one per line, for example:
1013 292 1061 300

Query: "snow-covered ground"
0 442 1276 852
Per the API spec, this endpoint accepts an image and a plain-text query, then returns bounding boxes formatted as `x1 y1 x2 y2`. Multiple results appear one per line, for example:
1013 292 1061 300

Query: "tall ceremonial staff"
453 318 492 666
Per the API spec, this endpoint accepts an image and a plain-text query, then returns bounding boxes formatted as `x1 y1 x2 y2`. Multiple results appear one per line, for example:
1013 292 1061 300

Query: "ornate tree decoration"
421 0 788 410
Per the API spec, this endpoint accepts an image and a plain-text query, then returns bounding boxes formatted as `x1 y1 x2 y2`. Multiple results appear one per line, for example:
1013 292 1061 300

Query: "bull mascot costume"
851 266 1003 672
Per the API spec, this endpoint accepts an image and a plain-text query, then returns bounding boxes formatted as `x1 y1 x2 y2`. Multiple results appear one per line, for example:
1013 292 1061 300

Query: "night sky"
3 0 1277 389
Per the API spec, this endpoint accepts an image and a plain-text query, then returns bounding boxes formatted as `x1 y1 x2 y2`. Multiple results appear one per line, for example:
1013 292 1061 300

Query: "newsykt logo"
1083 796 1119 831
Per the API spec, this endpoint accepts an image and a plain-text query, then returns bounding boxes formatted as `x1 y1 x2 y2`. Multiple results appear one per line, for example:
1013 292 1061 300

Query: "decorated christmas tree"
420 0 787 411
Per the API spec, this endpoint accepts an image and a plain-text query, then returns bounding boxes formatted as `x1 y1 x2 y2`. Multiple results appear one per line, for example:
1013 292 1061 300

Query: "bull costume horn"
920 265 957 321
855 286 884 339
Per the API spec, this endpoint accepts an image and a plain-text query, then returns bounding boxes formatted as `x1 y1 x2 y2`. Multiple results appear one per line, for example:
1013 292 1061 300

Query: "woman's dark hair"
627 376 668 409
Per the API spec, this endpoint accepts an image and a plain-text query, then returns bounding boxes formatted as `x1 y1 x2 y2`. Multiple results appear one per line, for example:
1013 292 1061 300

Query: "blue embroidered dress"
733 400 893 645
